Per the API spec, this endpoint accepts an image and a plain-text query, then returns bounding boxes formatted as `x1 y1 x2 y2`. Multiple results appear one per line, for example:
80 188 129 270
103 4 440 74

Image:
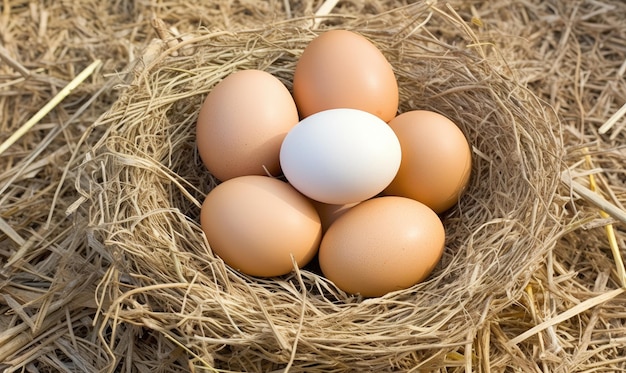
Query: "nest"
79 3 564 371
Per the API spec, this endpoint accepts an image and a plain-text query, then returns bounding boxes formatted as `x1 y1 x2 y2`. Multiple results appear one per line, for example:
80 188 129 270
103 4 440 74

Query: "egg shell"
310 200 359 233
280 108 402 205
318 196 445 297
196 69 299 181
383 110 472 213
200 175 322 277
293 30 399 122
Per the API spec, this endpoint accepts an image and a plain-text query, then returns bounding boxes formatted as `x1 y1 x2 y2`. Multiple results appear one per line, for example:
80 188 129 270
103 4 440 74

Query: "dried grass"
466 1 626 371
0 0 625 372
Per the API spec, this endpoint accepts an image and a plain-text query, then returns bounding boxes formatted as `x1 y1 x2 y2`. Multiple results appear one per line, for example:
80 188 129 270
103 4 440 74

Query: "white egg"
279 108 401 205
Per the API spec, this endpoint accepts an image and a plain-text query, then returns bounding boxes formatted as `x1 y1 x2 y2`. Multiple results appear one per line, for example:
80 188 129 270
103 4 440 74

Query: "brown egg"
196 69 299 181
318 196 445 297
200 175 322 277
293 30 398 122
383 110 472 214
310 200 359 233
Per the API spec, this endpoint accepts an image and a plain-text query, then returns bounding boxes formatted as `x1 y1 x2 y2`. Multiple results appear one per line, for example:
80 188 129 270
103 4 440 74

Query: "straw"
2 0 626 371
0 59 102 157
583 151 626 287
598 102 626 135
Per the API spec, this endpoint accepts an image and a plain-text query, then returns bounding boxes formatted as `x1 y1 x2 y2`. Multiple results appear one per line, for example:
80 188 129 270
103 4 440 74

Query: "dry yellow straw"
523 285 547 365
598 102 626 134
510 150 626 347
0 59 102 157
0 215 25 246
312 0 341 28
584 150 626 287
0 44 30 77
561 172 626 226
507 287 625 346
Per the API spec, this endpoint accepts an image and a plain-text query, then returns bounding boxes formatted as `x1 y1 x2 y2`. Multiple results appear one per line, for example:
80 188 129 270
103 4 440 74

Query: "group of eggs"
196 30 472 297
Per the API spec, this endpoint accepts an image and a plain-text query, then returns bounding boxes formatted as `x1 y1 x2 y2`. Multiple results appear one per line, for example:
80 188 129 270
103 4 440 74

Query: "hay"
1 0 626 372
464 1 626 371
75 2 564 371
0 1 299 372
0 2 133 371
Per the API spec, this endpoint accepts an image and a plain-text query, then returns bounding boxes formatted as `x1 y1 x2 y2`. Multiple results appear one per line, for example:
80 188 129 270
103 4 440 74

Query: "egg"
293 30 399 122
318 196 445 297
280 108 402 205
310 200 359 233
200 175 322 277
383 110 472 214
196 69 299 181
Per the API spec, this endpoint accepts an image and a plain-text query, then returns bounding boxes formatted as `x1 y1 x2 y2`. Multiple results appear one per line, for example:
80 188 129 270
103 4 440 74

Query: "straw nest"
74 2 567 371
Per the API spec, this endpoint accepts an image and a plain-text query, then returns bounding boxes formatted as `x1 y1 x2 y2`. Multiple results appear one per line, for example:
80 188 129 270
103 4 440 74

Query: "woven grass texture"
1 0 625 372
